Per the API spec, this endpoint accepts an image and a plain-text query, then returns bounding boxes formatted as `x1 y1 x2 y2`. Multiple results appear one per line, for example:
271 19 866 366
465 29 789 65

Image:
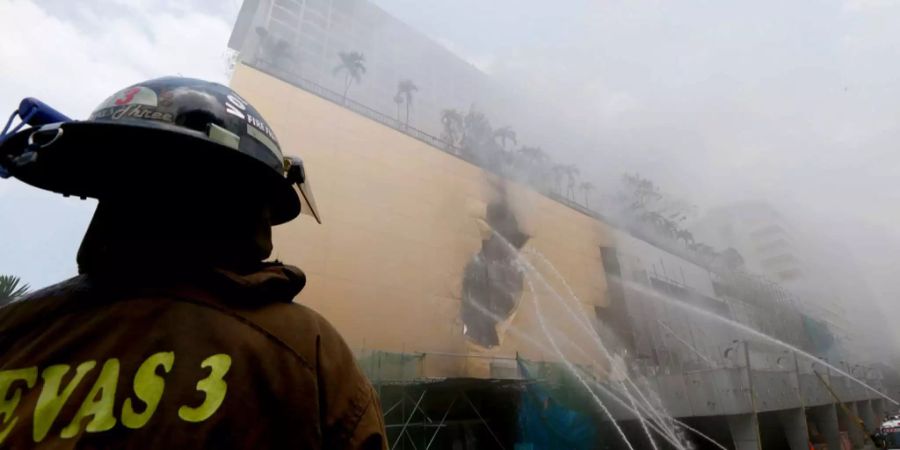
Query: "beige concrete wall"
231 66 614 378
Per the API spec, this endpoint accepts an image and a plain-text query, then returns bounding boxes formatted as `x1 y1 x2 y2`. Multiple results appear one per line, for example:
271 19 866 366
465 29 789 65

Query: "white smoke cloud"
372 0 900 356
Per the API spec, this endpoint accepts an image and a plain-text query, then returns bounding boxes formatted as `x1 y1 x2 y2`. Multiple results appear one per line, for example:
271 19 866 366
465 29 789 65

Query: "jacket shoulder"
0 276 91 333
11 275 90 303
226 300 347 366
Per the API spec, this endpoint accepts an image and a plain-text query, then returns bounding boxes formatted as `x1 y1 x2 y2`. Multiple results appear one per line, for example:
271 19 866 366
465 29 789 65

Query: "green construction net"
356 349 425 383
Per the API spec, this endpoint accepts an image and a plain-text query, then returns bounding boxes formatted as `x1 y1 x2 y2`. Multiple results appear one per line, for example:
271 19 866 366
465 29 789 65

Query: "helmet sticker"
246 123 282 159
90 104 175 123
95 86 158 109
224 90 281 153
224 93 248 119
89 86 173 123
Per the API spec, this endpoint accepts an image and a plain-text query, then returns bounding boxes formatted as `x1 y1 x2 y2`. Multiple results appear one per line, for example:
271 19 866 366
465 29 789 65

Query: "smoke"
371 0 900 359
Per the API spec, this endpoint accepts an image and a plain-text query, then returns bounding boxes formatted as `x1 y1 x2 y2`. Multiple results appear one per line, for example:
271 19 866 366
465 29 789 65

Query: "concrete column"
728 413 762 450
872 399 886 423
837 403 865 449
778 408 811 450
810 404 842 450
858 400 877 432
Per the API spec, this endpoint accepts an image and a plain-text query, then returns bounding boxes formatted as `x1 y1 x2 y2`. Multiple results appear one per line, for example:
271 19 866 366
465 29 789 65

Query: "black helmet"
0 77 320 225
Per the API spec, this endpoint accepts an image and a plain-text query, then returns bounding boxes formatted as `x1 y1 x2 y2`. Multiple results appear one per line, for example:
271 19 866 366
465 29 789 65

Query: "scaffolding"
356 349 603 449
356 349 520 449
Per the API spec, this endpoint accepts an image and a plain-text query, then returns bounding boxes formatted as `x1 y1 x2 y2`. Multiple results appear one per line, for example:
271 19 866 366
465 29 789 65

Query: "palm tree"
252 28 291 70
517 146 550 188
659 218 680 239
396 79 418 127
0 275 29 306
579 181 595 207
461 107 493 159
332 51 366 103
551 164 567 194
393 93 403 122
517 146 547 166
563 164 580 200
493 126 517 150
620 173 662 211
440 109 464 149
676 229 695 246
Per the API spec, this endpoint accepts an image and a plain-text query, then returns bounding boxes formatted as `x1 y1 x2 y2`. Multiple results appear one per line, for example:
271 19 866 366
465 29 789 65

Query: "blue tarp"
516 358 598 450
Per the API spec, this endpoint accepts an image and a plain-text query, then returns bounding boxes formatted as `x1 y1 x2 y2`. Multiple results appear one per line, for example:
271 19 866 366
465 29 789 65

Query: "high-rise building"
228 0 504 137
693 201 804 283
691 201 854 346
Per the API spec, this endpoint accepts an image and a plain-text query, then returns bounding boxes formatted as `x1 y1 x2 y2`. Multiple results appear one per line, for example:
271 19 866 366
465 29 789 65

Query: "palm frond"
0 275 29 302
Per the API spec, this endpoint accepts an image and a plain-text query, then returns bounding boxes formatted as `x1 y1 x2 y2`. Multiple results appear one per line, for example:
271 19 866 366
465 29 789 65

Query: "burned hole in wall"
461 196 530 348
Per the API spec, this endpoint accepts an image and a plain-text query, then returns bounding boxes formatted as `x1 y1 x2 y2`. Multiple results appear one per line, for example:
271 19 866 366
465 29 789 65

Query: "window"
273 0 302 17
269 20 297 42
649 276 688 300
600 246 621 276
303 10 328 29
304 0 329 15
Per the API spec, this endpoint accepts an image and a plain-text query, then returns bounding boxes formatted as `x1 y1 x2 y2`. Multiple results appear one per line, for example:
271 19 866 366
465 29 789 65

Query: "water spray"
522 272 638 450
462 277 721 450
614 275 899 406
522 247 725 449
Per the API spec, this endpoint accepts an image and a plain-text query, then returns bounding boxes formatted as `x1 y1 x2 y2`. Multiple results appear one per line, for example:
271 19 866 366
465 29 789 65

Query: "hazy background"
2 0 899 348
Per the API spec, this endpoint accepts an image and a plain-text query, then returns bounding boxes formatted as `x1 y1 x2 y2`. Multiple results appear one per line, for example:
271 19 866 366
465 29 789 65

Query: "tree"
551 164 567 194
659 217 680 239
563 164 580 200
462 108 492 145
396 79 418 127
676 229 695 246
619 173 662 212
394 93 404 122
517 146 547 166
617 173 697 244
440 109 463 149
253 27 292 70
718 248 745 271
689 242 719 262
332 51 366 103
517 146 550 189
0 275 28 306
460 107 494 161
579 181 595 207
493 126 517 150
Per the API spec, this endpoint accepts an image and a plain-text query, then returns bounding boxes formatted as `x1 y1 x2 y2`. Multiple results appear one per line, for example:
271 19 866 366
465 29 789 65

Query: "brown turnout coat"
0 264 386 449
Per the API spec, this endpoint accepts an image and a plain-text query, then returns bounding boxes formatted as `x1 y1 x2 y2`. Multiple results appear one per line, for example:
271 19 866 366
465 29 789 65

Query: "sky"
0 0 241 288
2 0 900 334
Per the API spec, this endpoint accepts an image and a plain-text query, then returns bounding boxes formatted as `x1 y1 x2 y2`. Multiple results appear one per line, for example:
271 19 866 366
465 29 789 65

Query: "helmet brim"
1 121 301 225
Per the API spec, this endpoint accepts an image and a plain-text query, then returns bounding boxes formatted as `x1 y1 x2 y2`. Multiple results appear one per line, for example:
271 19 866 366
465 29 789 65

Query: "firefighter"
0 77 386 449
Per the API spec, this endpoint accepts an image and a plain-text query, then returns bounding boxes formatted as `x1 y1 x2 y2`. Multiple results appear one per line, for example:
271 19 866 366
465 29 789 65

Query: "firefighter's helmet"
0 77 320 225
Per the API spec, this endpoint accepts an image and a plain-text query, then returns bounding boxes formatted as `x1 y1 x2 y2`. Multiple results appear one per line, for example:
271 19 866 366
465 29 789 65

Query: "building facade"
225 2 894 448
231 64 891 450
